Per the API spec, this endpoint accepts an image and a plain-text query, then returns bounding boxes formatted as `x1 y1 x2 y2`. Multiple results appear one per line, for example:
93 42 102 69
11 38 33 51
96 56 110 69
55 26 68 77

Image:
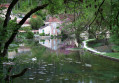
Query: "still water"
1 39 119 83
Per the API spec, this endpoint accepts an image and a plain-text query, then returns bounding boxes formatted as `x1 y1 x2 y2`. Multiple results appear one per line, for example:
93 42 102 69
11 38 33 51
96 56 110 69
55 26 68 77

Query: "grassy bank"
104 53 119 59
85 39 119 60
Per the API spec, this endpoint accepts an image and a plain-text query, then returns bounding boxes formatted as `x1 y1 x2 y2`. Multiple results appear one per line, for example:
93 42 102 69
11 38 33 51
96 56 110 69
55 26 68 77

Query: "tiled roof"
46 17 61 22
39 24 49 29
0 4 10 8
59 14 75 22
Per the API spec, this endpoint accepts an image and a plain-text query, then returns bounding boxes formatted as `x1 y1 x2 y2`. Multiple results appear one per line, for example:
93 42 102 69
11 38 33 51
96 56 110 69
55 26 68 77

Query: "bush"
26 32 34 39
39 33 45 36
45 34 50 36
51 35 54 38
35 11 46 20
111 25 119 45
30 16 44 30
20 26 32 32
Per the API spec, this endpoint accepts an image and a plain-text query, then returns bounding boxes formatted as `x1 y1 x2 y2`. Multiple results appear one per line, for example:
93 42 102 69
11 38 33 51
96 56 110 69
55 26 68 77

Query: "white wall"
39 26 51 35
39 22 61 36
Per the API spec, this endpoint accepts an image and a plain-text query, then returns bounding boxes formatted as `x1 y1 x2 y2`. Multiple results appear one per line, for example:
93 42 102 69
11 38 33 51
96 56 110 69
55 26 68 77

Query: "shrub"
26 32 34 39
112 46 119 52
51 35 54 38
39 33 45 36
35 11 46 20
45 34 50 36
20 26 32 32
30 16 44 30
56 27 59 29
40 39 45 42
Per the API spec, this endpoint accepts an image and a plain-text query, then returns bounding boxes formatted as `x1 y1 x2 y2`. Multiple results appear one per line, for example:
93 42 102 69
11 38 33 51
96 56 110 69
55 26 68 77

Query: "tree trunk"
3 0 19 28
75 33 81 47
0 0 19 56
1 3 48 57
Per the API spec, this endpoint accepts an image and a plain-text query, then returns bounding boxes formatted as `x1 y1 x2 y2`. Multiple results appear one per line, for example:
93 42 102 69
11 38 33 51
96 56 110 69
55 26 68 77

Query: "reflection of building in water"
8 51 17 59
8 46 31 59
58 39 76 54
39 39 61 50
18 46 31 53
39 38 76 55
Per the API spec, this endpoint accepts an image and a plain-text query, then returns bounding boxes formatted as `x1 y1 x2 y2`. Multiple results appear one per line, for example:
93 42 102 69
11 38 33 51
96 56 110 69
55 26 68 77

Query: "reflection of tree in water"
4 67 28 83
59 39 76 54
111 77 119 83
0 61 4 82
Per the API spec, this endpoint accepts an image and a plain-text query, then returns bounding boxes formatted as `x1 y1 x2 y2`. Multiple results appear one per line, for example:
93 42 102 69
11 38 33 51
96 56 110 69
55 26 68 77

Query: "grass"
104 53 119 59
89 43 103 48
85 39 119 60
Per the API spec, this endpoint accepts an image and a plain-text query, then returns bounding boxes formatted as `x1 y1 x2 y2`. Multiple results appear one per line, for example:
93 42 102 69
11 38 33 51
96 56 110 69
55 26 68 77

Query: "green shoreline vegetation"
85 39 119 59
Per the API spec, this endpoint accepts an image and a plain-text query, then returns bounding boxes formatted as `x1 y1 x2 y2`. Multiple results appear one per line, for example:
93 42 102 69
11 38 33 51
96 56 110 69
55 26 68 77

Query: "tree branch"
11 68 28 79
3 0 19 27
18 4 48 26
5 68 28 82
0 0 19 55
88 0 105 27
1 4 48 57
4 67 13 81
116 11 119 26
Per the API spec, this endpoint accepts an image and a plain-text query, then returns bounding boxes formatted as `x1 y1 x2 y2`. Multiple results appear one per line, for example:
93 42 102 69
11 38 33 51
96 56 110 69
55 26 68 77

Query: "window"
42 30 44 33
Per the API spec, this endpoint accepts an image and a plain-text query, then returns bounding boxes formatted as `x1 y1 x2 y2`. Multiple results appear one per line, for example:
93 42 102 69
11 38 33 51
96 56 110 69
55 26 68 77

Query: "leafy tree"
1 0 119 56
30 16 44 30
0 0 76 57
26 31 34 39
0 0 48 57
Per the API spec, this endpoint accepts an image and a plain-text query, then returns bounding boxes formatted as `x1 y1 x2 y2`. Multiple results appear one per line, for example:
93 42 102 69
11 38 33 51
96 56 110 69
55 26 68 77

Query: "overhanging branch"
11 68 28 79
18 4 48 26
88 0 106 27
1 4 48 57
3 0 19 27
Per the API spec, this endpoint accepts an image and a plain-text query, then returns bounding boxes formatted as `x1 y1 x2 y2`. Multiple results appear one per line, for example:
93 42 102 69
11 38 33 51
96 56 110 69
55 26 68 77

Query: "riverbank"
83 39 119 62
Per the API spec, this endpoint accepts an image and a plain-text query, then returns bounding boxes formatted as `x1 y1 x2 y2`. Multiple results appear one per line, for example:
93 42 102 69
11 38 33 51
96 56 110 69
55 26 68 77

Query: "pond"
1 38 119 83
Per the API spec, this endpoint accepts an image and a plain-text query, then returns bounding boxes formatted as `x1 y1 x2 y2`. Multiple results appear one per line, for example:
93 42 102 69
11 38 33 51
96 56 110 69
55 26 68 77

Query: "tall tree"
0 0 70 57
0 0 48 57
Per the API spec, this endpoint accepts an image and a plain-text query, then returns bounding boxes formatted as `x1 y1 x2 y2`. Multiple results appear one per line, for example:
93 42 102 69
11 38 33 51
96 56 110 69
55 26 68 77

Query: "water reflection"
39 38 76 54
4 39 119 83
8 45 31 59
39 39 61 50
10 51 119 83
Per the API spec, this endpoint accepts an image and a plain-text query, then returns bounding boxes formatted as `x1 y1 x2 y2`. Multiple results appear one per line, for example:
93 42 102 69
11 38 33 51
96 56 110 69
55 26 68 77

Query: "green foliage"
30 16 44 30
50 35 54 38
56 27 59 29
110 25 119 45
112 45 119 52
40 39 45 42
46 0 65 15
39 33 45 36
45 34 50 36
35 10 46 20
0 17 18 51
26 31 34 39
20 26 32 32
0 17 3 33
105 53 119 59
19 1 30 12
14 0 37 13
61 31 68 39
